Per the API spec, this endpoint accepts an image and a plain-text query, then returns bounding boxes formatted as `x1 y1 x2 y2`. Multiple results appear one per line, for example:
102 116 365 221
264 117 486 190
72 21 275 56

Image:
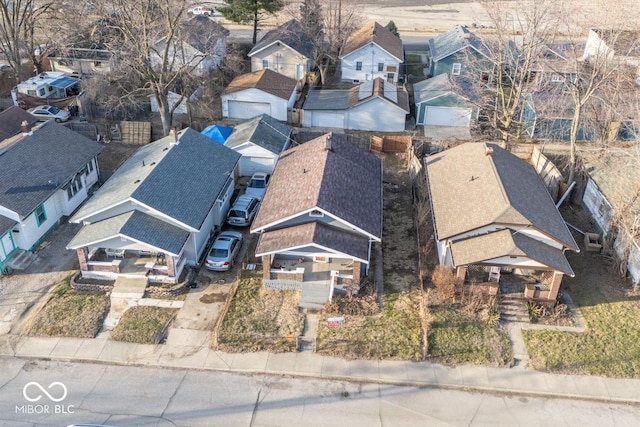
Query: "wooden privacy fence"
109 121 151 145
370 135 411 153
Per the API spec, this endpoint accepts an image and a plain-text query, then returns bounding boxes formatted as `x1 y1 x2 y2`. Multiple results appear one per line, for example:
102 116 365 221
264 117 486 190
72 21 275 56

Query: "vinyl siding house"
221 69 297 121
248 19 316 85
425 143 579 302
67 128 240 283
48 48 114 77
302 77 409 131
340 21 403 84
224 114 292 177
251 133 382 307
414 73 479 127
0 121 102 274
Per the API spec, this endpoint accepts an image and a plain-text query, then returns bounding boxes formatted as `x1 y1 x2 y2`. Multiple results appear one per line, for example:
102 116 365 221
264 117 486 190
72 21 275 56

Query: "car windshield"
209 248 228 258
229 209 246 217
47 106 60 114
248 179 265 188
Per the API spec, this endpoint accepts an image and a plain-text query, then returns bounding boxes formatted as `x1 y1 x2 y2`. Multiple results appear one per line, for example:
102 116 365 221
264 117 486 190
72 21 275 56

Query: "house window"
38 88 45 96
65 175 84 200
94 61 102 67
262 59 269 69
27 90 36 96
378 62 384 72
551 74 565 82
451 63 462 75
88 159 94 173
35 204 46 227
309 209 324 218
356 61 362 71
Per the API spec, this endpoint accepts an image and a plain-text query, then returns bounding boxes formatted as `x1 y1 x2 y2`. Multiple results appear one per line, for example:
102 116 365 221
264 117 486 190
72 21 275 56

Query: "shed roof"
224 114 292 154
223 69 297 100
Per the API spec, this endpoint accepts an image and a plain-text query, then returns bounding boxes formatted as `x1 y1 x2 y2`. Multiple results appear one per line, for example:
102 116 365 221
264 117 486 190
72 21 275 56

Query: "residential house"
582 147 640 285
67 128 240 283
413 73 479 128
149 90 189 116
583 29 640 85
151 15 228 75
248 19 316 85
221 69 297 121
48 48 114 77
302 77 409 131
424 142 579 302
0 121 102 274
224 114 292 177
428 25 493 84
340 21 403 83
251 133 382 307
0 107 39 152
529 42 580 89
523 91 597 141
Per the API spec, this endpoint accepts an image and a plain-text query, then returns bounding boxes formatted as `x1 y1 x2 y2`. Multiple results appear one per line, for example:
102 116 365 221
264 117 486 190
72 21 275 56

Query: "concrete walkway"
1 334 639 405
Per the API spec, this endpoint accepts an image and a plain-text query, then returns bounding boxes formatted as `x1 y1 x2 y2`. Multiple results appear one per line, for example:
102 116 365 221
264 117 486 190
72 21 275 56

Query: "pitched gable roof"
429 25 489 62
224 114 291 154
304 77 409 112
249 19 315 58
341 21 403 61
413 74 475 106
252 133 382 239
0 121 102 218
72 128 240 230
425 142 578 250
223 69 297 100
0 106 38 142
182 15 229 54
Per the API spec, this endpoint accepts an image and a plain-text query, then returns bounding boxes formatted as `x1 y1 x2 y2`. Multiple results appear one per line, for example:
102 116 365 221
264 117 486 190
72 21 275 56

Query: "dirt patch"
199 293 227 304
97 142 139 174
383 152 419 292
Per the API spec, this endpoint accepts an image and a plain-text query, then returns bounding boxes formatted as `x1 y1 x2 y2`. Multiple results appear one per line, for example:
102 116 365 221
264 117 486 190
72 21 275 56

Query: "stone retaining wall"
70 271 114 293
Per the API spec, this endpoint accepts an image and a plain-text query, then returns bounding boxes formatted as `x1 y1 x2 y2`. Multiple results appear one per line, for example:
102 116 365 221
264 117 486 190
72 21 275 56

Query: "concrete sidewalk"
1 334 639 405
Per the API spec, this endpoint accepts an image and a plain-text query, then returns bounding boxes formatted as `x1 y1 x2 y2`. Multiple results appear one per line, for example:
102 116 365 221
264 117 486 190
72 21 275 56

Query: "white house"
340 21 403 84
48 48 114 77
248 19 316 84
224 114 292 177
302 77 409 131
67 128 240 283
149 91 188 115
221 69 297 121
0 121 102 274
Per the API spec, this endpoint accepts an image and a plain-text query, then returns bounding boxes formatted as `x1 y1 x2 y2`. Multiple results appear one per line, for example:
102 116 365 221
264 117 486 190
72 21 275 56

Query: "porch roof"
0 215 17 236
67 210 189 256
450 229 574 275
255 222 369 263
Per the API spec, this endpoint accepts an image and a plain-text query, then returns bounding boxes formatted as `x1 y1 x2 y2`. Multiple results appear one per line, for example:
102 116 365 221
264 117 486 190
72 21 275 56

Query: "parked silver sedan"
204 231 243 271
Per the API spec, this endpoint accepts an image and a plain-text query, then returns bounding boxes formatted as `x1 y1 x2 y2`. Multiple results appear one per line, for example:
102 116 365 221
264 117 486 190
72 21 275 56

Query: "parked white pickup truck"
245 172 270 200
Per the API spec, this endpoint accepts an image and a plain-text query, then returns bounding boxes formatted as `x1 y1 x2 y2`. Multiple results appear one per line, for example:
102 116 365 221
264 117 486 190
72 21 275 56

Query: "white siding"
582 178 612 234
12 196 60 251
222 88 292 121
304 111 346 128
250 44 312 82
347 98 406 131
341 45 401 83
0 231 15 261
238 157 275 176
150 92 188 115
424 107 472 127
452 224 565 250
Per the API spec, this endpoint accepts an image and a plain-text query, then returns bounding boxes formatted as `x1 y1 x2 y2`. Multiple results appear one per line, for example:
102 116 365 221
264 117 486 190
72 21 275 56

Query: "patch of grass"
317 291 423 360
427 305 513 366
28 278 110 338
218 271 304 352
405 53 425 77
110 306 177 344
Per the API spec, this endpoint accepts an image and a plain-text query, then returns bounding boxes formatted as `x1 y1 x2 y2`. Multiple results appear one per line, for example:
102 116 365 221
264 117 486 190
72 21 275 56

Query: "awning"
49 76 79 89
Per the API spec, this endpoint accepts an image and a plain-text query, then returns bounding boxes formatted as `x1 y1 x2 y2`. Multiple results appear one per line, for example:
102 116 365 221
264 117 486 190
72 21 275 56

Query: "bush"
324 293 379 316
431 265 457 301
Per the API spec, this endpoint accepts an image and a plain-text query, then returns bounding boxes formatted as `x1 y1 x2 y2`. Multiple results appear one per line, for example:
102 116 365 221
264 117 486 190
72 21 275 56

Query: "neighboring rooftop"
304 77 409 112
182 15 229 53
249 19 315 58
592 29 640 57
341 21 403 61
223 69 297 100
225 114 292 154
428 25 489 62
0 106 39 142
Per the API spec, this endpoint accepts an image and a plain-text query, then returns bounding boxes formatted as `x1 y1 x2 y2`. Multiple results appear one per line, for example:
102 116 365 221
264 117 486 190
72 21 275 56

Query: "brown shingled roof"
251 132 382 239
223 69 297 100
341 21 403 61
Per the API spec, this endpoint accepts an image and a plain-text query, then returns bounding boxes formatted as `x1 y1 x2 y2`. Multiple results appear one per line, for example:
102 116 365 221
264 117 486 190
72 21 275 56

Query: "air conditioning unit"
352 79 360 84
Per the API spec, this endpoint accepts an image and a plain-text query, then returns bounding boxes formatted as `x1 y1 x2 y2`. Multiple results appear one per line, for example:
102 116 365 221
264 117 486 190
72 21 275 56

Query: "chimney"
325 134 332 151
485 146 494 156
21 120 32 136
169 127 178 145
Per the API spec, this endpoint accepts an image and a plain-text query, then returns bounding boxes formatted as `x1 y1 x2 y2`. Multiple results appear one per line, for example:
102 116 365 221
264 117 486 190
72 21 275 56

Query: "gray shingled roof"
224 114 292 155
450 228 574 275
585 145 640 212
255 221 369 262
428 25 489 62
0 215 17 236
0 107 38 141
183 15 229 54
67 210 190 255
0 121 102 218
72 128 240 230
252 133 382 239
303 89 352 110
425 142 578 250
249 19 315 58
341 21 403 61
304 77 409 112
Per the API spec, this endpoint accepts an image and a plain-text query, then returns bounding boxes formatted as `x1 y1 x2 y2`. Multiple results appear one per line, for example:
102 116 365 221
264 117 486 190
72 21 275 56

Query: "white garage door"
228 101 271 119
424 107 471 127
239 156 275 177
311 111 345 128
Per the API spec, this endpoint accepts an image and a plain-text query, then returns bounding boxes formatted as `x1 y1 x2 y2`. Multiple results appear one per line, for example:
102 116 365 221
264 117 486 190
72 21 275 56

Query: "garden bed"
110 306 178 344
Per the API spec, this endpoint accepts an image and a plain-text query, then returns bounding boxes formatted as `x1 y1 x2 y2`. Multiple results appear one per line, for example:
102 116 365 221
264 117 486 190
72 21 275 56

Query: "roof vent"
21 120 32 136
142 160 145 167
134 179 140 184
325 134 332 151
485 146 494 156
169 127 178 145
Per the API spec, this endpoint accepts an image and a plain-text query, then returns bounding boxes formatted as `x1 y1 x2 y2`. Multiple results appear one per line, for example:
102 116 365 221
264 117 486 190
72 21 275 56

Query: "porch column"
547 271 564 300
77 248 89 271
352 261 361 285
166 254 176 278
262 255 271 280
456 266 467 283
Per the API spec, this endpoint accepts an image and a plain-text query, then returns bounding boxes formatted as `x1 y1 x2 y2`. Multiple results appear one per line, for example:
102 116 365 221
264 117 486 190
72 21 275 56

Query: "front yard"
523 207 640 377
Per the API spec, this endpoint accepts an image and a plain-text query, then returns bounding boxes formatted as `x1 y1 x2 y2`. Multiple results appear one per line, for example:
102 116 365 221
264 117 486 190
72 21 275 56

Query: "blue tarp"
49 76 79 89
201 125 233 143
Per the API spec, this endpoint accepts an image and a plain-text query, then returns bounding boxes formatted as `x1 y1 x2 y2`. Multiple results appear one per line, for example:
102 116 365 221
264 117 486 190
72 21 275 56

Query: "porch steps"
498 296 530 323
6 250 37 271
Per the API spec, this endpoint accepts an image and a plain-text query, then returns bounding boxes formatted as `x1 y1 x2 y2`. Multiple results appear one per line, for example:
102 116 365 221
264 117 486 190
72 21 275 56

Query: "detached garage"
224 114 292 177
414 74 478 127
222 69 297 121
